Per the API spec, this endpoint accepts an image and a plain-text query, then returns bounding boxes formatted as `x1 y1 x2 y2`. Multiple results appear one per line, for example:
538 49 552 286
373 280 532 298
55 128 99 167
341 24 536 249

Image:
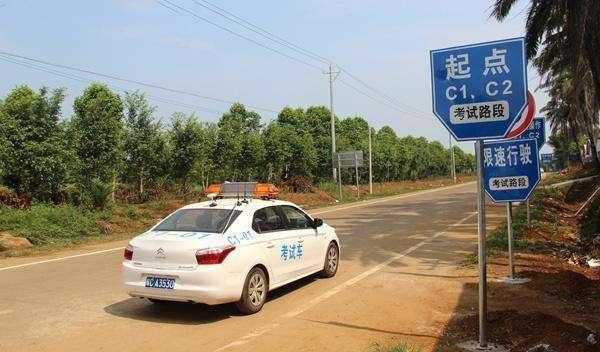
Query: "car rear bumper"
122 261 243 305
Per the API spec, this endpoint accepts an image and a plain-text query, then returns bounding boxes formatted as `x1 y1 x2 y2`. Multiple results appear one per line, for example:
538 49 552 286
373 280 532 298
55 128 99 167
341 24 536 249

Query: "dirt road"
0 182 505 352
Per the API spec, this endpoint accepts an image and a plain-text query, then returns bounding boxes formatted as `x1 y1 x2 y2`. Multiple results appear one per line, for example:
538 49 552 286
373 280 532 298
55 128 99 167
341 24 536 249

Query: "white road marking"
213 212 477 352
0 181 474 272
0 247 124 272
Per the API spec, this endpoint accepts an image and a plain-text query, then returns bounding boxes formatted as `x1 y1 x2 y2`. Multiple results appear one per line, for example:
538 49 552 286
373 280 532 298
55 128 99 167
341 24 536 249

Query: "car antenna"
242 183 249 204
222 199 238 234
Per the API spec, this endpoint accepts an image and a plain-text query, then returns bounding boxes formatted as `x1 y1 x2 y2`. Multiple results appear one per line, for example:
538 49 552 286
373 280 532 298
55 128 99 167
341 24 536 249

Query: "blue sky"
0 0 551 153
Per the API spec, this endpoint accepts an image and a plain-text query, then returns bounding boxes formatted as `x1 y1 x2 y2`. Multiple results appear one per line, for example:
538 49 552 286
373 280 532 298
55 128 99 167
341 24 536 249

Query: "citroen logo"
155 247 166 259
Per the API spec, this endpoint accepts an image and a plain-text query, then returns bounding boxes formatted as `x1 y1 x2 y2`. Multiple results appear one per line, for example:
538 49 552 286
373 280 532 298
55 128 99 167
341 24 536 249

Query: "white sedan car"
122 197 340 314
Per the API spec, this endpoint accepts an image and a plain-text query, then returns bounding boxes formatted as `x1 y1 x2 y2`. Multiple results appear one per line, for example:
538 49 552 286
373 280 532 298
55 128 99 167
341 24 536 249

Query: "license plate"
145 276 175 289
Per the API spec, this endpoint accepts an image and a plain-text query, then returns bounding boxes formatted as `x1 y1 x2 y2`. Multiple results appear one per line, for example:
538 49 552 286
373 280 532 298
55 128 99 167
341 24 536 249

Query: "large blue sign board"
430 38 528 141
516 116 545 148
483 138 540 202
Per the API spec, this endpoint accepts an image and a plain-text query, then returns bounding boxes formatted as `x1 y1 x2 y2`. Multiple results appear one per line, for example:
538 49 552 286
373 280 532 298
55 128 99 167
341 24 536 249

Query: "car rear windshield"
154 209 242 233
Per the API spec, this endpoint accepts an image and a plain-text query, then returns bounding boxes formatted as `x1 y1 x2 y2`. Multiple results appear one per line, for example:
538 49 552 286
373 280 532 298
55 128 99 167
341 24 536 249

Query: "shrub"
0 203 111 246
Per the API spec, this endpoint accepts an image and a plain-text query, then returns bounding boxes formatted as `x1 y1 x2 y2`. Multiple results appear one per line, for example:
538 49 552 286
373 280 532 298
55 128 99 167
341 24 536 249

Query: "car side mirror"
313 218 323 228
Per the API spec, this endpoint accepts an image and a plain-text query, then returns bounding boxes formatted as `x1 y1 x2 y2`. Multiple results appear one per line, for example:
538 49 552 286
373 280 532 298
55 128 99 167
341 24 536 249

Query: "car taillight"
124 245 134 261
195 246 235 265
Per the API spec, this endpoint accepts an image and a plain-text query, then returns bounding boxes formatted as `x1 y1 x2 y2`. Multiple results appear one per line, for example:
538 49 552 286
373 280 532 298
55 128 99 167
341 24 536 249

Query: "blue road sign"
483 138 540 202
516 116 545 148
430 38 528 141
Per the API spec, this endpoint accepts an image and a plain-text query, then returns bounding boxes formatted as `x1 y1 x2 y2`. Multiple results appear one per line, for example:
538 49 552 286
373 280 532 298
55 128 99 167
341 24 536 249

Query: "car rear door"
252 206 298 285
279 205 322 274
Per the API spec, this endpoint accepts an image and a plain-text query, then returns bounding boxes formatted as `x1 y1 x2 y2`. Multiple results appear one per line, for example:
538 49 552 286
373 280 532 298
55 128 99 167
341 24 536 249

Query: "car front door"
279 205 322 274
252 206 298 285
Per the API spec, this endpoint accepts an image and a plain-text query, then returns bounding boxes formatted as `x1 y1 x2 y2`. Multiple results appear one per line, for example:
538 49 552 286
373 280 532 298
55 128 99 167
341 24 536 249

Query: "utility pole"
368 127 373 194
325 63 340 181
449 132 456 183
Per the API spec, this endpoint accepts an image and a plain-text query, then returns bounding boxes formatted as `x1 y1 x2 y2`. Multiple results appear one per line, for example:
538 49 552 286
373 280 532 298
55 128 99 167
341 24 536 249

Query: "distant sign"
430 38 528 140
336 150 363 168
483 138 540 202
516 116 545 148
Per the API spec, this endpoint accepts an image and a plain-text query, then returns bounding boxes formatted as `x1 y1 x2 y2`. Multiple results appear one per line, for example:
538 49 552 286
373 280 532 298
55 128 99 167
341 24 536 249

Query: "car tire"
320 242 339 278
235 266 268 315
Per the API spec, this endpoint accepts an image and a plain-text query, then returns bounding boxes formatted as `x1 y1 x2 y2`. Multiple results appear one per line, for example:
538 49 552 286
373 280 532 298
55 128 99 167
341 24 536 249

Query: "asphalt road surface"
0 182 506 352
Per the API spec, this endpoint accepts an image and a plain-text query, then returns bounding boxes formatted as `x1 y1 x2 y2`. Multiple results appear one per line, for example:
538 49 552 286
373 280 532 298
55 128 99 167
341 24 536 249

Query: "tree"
122 91 168 197
492 0 600 170
0 85 69 201
170 113 203 191
305 106 336 180
72 83 124 206
263 120 317 182
214 103 264 181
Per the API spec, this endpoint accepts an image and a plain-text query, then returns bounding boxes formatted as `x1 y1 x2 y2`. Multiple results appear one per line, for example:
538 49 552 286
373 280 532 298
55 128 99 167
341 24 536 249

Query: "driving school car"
122 182 340 314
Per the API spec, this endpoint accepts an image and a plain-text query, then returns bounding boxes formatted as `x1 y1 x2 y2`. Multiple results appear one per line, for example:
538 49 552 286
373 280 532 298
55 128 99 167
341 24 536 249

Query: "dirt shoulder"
433 174 600 351
0 176 474 259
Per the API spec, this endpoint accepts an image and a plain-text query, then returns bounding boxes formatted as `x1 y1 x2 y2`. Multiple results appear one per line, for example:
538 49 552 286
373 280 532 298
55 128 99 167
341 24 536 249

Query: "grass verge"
0 175 473 257
369 341 421 352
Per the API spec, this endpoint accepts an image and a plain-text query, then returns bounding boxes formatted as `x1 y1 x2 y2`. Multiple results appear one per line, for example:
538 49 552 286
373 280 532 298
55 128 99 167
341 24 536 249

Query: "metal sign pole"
354 151 360 198
450 132 456 183
507 201 514 279
337 154 343 201
526 199 531 226
475 140 488 349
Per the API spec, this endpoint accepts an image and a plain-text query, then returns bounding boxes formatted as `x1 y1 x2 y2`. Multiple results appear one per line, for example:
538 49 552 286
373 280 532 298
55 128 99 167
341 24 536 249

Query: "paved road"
0 182 505 352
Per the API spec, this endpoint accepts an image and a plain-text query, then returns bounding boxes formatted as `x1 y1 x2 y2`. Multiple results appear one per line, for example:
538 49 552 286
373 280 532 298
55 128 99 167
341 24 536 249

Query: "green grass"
0 203 112 246
580 196 600 242
369 342 421 352
485 187 563 252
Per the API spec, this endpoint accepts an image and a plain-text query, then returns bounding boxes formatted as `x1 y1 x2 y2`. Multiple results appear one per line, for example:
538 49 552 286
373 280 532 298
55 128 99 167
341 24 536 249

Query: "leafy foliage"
71 83 124 206
0 85 69 201
0 83 475 208
493 0 600 171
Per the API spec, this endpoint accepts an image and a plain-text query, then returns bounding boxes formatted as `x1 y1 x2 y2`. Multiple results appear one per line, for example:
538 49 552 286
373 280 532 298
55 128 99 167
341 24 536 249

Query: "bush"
284 175 313 193
0 186 30 209
0 203 112 246
581 195 600 242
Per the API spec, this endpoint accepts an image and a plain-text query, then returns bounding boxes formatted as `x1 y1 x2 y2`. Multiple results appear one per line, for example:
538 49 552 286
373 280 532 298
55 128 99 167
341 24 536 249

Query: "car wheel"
235 266 268 315
320 242 339 278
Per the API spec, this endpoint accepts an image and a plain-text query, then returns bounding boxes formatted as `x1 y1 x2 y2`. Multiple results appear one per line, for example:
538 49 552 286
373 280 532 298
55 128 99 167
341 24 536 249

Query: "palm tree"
492 0 600 170
492 0 600 104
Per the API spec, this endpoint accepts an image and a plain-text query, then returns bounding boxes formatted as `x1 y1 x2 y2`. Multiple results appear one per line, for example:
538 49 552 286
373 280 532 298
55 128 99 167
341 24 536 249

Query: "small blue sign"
516 116 545 148
430 38 528 141
483 138 540 202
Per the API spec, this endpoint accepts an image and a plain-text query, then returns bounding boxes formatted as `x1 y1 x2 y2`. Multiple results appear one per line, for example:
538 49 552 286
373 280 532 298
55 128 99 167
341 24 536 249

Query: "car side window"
280 205 313 230
252 206 285 233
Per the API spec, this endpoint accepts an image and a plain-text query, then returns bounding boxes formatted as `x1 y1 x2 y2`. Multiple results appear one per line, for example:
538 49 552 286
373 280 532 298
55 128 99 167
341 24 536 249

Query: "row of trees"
0 83 474 207
493 0 600 170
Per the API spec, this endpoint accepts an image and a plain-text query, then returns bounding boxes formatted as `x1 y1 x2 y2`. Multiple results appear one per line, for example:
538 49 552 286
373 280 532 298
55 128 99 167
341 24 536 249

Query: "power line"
338 78 433 121
0 49 279 114
159 0 431 118
191 0 330 65
337 66 432 118
158 0 324 72
0 54 223 116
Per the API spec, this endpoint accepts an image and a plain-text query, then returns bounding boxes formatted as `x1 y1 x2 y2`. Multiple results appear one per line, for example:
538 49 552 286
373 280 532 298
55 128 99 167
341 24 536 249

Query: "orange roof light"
205 182 279 200
205 183 221 196
254 183 279 199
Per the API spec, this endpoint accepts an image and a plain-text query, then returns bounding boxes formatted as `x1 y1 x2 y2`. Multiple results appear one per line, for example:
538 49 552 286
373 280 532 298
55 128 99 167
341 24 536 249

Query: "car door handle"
297 239 304 243
266 242 275 249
